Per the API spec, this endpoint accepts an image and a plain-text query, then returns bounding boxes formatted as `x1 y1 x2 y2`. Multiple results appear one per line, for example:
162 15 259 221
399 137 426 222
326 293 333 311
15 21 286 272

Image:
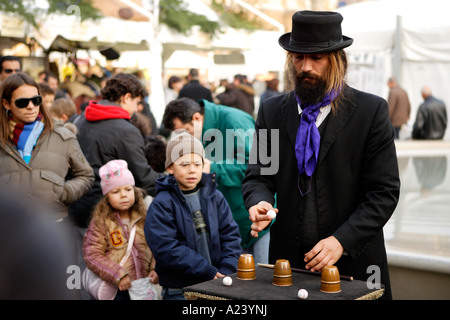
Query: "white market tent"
337 0 450 140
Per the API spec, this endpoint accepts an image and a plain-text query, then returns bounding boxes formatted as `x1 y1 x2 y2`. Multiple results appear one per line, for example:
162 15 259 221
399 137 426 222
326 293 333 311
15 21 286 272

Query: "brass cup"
272 259 293 287
320 265 341 293
237 254 256 280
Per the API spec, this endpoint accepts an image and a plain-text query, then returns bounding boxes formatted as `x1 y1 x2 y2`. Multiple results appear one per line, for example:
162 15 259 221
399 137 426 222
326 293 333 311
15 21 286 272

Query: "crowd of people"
0 9 447 301
0 52 281 300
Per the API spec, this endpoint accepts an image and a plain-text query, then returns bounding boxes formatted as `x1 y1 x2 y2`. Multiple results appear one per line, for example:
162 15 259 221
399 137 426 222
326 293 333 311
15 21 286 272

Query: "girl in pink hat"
82 159 158 300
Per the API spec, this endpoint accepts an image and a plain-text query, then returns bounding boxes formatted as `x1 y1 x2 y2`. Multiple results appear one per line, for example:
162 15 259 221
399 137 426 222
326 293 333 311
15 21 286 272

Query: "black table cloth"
183 266 384 300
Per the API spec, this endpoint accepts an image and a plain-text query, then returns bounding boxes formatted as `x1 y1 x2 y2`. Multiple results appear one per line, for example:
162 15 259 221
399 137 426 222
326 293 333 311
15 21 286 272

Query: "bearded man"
242 11 400 299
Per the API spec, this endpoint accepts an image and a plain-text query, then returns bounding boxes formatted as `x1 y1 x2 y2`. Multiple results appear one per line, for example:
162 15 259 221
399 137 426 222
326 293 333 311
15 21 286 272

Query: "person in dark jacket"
145 131 241 300
178 68 213 102
412 85 447 140
216 81 254 116
242 11 400 299
0 187 76 299
68 73 164 228
259 78 280 109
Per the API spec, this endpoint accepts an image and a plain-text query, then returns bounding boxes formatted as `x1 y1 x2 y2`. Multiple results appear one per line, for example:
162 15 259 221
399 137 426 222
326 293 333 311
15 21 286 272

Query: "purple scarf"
295 89 340 195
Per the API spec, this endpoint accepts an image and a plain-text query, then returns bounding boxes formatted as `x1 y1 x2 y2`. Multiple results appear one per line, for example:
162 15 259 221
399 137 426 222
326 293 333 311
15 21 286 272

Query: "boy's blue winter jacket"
144 172 242 289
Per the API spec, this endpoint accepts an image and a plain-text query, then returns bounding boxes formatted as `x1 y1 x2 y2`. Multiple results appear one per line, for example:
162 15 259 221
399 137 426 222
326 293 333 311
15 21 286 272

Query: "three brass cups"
272 259 293 286
320 265 341 293
237 254 256 280
238 256 341 294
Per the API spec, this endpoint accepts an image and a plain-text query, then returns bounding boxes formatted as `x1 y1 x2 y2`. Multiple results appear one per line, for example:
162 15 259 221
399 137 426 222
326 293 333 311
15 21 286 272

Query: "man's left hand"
304 236 344 272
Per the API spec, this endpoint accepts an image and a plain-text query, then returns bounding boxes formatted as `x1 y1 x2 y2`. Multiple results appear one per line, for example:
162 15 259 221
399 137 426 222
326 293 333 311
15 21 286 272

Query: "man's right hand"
248 201 278 237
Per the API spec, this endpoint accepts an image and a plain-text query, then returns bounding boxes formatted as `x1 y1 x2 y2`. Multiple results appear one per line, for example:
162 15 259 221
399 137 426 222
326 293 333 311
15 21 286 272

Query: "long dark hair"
0 72 53 146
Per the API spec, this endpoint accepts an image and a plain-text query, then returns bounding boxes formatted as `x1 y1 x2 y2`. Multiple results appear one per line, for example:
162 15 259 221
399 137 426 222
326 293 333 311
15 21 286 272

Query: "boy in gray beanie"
164 130 205 170
144 130 241 300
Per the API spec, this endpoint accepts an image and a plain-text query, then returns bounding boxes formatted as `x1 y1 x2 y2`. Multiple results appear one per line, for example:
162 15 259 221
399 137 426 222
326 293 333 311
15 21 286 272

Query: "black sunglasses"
3 68 21 74
14 95 42 108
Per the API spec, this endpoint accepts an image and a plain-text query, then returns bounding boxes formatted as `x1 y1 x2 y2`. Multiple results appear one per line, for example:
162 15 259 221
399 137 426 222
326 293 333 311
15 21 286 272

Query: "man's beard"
294 72 327 105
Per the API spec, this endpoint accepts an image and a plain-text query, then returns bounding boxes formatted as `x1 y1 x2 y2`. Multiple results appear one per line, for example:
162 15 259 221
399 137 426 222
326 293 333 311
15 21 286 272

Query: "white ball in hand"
298 289 308 299
267 210 277 219
223 276 233 286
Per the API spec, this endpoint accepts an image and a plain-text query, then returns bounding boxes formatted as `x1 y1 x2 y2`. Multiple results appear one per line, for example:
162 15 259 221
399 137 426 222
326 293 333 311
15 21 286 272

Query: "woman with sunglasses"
0 73 95 220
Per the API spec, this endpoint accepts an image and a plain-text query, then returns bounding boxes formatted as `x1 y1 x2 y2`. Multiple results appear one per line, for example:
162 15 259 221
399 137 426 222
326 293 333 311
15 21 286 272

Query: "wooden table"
183 266 384 300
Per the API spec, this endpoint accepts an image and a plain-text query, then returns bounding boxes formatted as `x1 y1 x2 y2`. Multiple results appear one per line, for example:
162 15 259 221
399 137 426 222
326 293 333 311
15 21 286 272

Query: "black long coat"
242 87 400 299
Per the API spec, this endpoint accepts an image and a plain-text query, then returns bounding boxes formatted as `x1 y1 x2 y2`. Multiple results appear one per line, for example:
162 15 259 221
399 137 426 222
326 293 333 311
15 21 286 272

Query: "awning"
0 14 28 38
32 14 151 53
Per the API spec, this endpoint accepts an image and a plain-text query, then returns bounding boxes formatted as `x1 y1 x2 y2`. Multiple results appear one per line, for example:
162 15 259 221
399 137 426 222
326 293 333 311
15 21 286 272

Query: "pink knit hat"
99 159 135 195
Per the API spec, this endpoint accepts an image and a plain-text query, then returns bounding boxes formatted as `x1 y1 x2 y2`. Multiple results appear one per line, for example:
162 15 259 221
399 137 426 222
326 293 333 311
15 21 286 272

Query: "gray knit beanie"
165 130 205 168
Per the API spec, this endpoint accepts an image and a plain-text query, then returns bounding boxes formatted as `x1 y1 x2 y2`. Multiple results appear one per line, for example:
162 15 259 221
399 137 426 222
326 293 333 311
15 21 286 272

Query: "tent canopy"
338 0 450 140
339 0 450 60
33 15 151 52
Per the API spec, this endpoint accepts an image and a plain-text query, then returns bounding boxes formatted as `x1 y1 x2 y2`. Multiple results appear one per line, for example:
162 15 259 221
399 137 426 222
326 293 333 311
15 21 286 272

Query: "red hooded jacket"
85 101 130 121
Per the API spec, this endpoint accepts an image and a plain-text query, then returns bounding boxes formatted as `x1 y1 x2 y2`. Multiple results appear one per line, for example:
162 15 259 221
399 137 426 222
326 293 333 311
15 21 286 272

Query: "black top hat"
278 11 353 54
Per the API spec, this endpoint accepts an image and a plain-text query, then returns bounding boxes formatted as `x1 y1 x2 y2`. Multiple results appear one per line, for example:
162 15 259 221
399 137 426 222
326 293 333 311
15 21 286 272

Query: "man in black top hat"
242 11 400 299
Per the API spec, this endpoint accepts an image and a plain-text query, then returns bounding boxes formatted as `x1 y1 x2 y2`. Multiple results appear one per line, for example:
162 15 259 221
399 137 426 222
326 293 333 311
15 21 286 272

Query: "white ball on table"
223 276 233 286
298 289 308 299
